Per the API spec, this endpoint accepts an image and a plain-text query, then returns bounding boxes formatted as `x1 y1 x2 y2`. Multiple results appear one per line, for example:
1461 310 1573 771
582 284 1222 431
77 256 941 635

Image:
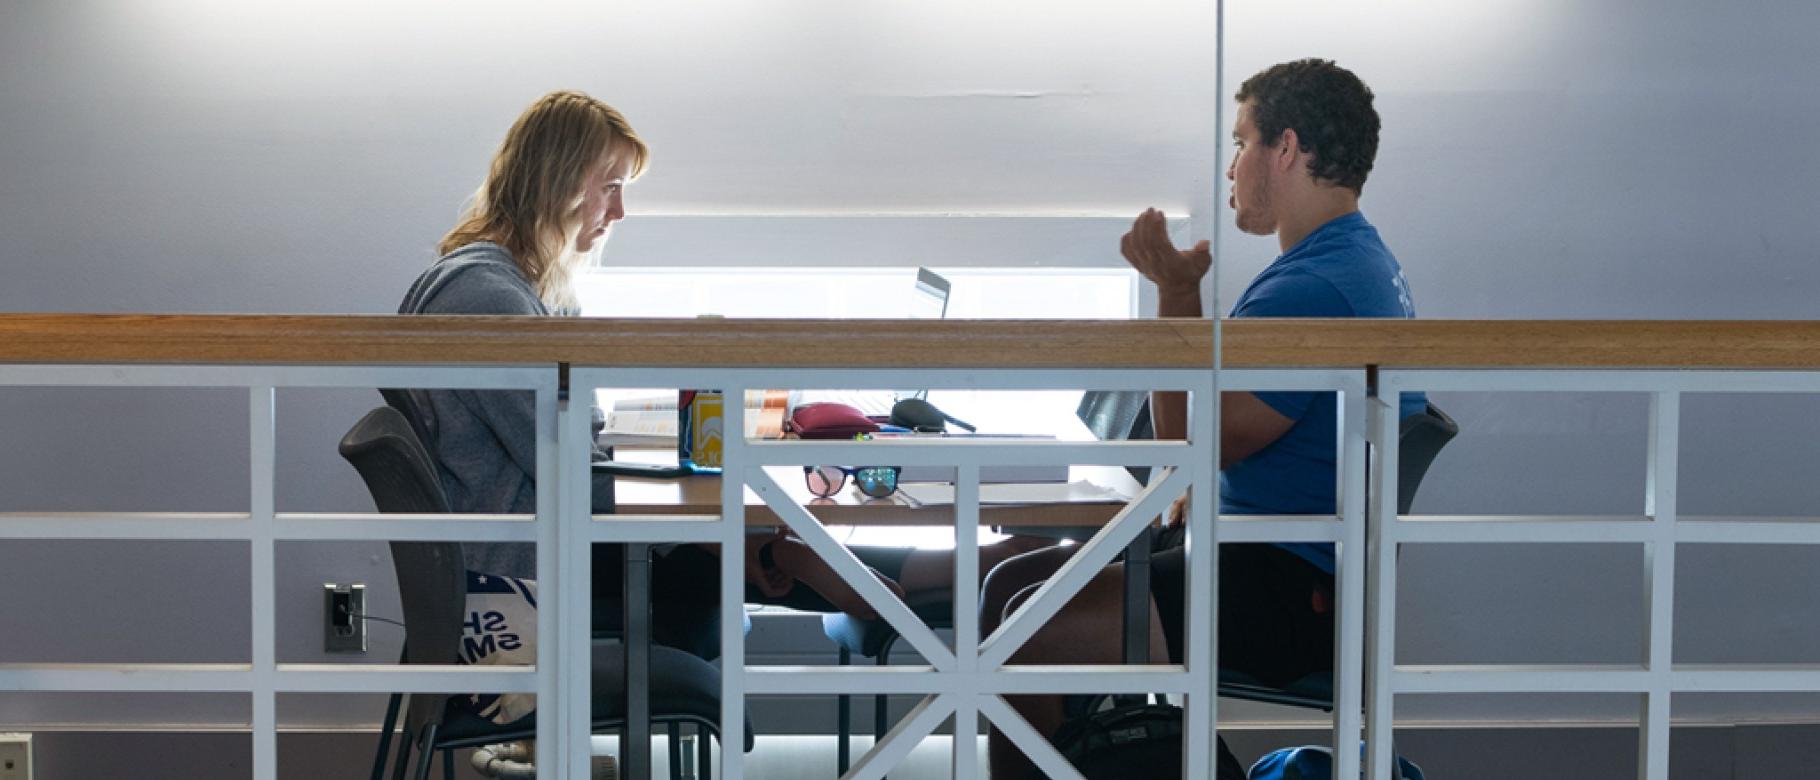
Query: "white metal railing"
0 363 566 778
1366 369 1820 780
13 359 1818 779
557 366 1370 780
570 366 1226 780
0 358 1380 780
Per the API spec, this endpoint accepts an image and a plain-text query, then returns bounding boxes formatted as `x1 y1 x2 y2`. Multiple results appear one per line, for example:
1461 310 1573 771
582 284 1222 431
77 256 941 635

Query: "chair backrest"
338 406 467 667
1076 390 1156 485
1396 402 1459 515
1076 389 1153 442
378 387 438 456
1076 392 1460 512
340 405 472 738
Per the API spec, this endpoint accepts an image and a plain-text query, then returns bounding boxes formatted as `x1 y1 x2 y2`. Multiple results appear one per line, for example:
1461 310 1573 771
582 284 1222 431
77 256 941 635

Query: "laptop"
793 267 951 417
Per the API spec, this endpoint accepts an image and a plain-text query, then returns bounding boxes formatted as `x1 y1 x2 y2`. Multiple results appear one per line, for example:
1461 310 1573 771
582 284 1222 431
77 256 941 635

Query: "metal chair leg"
390 725 415 780
441 748 454 780
411 723 440 780
875 638 896 777
698 723 713 780
669 722 684 780
836 645 852 774
371 692 403 780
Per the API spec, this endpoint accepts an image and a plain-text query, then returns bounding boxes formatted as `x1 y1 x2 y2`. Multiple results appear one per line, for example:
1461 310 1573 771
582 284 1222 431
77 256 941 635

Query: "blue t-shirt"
1221 211 1424 574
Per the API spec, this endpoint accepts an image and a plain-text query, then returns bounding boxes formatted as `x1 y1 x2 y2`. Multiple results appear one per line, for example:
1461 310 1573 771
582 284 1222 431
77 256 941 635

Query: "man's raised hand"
1120 208 1212 293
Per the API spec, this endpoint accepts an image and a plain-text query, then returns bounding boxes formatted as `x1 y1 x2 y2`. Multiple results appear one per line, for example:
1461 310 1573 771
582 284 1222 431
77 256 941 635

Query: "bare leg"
768 537 905 619
987 563 1168 780
893 535 1057 599
745 535 1051 618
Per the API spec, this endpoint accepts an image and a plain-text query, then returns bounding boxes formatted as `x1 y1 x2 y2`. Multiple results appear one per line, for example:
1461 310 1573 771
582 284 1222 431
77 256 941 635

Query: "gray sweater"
396 242 614 574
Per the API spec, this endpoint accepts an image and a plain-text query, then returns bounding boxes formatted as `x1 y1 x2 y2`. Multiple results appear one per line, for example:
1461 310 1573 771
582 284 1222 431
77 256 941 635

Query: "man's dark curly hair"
1235 58 1379 193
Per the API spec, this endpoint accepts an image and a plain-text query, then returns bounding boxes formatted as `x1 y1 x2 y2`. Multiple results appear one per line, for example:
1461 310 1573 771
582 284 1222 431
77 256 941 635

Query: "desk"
606 388 1134 526
602 391 1154 774
608 460 1152 776
614 464 1142 526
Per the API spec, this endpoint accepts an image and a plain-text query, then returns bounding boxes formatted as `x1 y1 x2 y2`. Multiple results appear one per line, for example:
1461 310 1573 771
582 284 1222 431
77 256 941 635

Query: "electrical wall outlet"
0 733 31 780
323 582 368 653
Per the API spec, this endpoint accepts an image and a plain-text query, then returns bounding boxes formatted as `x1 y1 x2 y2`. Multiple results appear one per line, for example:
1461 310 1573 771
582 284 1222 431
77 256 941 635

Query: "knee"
980 547 1068 617
1001 582 1058 664
1006 569 1127 666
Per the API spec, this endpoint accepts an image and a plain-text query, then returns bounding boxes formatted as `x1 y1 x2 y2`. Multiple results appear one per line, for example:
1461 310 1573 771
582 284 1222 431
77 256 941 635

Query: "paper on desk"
895 480 1128 508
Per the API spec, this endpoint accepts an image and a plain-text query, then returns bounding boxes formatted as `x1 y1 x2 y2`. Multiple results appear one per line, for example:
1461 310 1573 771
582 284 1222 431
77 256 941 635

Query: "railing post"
558 377 598 779
249 385 277 780
533 372 566 776
953 463 982 780
1640 391 1680 780
1184 368 1220 780
1364 374 1401 780
721 383 750 780
1332 372 1370 780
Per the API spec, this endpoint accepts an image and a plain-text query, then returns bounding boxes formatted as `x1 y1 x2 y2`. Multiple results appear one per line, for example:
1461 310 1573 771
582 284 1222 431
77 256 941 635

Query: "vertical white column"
1183 369 1219 779
558 376 594 778
953 463 981 780
532 375 565 776
1191 0 1226 768
248 385 278 780
1639 390 1680 780
951 701 980 780
720 384 750 780
1363 380 1400 780
1332 377 1370 780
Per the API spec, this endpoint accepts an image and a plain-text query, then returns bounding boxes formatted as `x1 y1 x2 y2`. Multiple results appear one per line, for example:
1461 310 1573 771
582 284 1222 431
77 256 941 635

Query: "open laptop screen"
900 267 952 400
793 267 952 415
909 267 951 320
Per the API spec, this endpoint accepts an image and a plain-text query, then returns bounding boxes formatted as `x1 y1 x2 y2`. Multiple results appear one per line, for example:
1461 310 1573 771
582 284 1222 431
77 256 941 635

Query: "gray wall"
4 0 1820 736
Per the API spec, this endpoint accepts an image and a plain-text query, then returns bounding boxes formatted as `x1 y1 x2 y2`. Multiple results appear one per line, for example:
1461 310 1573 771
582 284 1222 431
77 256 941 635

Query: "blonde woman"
397 91 906 659
398 90 645 525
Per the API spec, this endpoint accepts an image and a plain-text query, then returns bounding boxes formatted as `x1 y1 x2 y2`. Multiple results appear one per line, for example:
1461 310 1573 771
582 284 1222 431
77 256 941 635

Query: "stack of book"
598 390 788 447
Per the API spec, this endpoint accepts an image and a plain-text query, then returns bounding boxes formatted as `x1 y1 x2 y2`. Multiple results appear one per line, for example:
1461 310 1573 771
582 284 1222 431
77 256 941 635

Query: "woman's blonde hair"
440 91 648 311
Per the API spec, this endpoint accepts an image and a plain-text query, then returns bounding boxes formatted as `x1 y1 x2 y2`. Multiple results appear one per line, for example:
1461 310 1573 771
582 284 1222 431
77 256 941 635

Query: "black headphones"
889 397 976 433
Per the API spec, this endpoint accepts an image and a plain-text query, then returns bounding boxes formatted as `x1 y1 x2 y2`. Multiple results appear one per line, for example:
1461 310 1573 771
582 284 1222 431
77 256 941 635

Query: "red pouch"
787 402 880 439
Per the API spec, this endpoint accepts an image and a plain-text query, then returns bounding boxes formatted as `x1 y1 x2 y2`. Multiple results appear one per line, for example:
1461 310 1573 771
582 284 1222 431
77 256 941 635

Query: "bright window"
575 266 1136 320
578 266 1137 550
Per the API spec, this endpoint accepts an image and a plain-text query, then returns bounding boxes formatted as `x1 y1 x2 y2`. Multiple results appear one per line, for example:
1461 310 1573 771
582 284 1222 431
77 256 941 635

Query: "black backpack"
1052 696 1247 779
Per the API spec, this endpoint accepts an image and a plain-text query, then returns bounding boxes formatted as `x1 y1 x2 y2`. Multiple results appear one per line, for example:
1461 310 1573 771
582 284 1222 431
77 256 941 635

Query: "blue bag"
1248 745 1425 780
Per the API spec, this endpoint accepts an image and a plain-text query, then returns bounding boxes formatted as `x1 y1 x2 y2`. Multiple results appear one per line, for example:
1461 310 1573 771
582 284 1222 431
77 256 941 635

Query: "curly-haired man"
983 59 1423 779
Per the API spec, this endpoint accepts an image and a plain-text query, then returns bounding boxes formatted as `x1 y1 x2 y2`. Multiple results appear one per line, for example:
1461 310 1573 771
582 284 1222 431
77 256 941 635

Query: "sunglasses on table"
803 465 901 499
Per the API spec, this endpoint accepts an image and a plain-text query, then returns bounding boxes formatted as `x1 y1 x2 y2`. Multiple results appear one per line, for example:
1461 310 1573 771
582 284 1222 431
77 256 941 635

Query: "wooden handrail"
0 314 1210 369
3 314 1820 369
1227 319 1820 369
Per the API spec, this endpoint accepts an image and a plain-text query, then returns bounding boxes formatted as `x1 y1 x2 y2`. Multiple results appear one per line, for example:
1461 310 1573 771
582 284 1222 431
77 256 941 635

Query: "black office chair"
1051 398 1461 721
1216 399 1460 710
340 405 750 780
1076 389 1156 485
1038 393 1464 709
816 394 1459 762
